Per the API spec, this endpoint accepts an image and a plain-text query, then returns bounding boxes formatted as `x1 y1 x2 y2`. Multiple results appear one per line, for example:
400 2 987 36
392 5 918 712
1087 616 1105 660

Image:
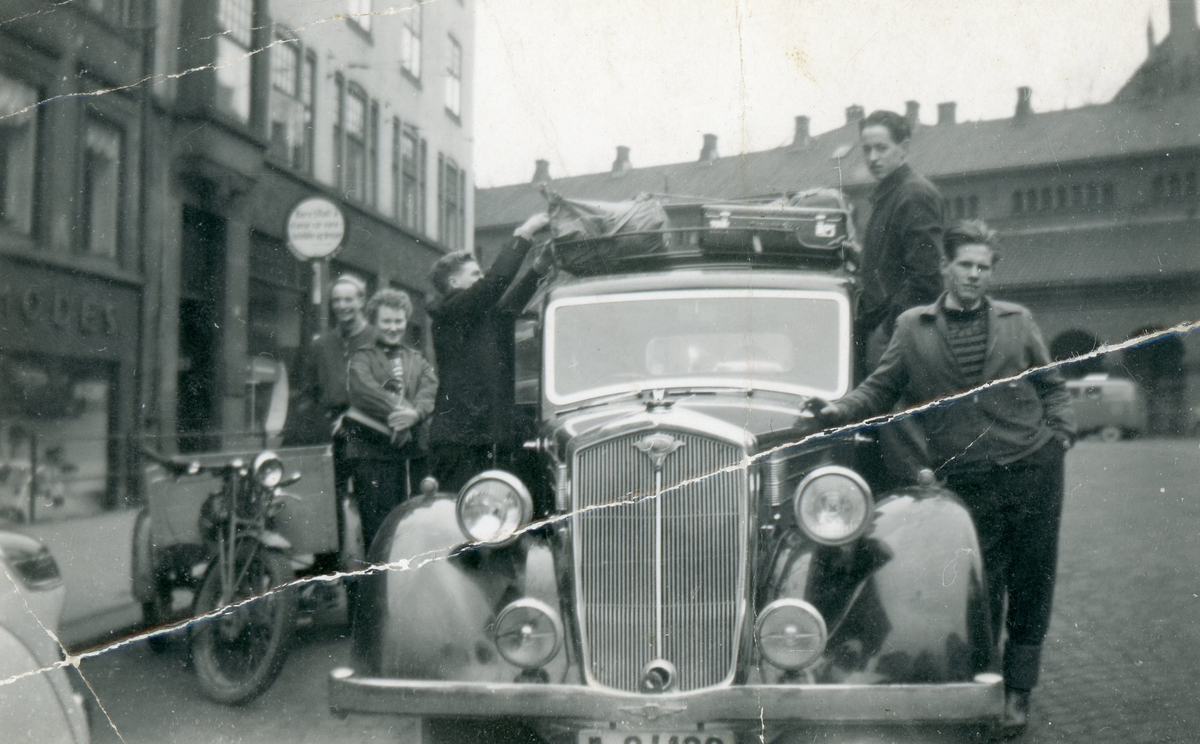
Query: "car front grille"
573 430 747 692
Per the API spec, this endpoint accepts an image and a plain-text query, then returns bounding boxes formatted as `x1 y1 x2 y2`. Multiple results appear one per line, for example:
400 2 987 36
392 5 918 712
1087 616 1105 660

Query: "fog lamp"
456 470 533 545
793 466 873 546
494 598 562 669
756 598 827 670
252 451 285 489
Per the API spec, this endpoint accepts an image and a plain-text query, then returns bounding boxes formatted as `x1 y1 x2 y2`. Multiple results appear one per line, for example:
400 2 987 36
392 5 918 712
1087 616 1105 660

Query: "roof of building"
478 92 1200 229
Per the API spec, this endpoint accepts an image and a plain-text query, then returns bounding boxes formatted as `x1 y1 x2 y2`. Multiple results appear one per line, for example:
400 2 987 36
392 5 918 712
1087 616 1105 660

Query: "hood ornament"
633 433 685 468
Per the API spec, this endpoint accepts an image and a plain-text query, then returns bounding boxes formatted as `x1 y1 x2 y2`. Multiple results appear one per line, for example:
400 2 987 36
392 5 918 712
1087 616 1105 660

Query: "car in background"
1065 373 1148 441
0 529 91 743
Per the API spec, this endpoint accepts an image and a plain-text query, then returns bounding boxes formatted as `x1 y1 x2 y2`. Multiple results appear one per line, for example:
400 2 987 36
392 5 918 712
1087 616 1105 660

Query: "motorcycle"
142 448 303 704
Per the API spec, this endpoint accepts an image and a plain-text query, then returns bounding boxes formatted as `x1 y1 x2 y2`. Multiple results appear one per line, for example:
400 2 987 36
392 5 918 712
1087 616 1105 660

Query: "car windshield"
546 289 850 404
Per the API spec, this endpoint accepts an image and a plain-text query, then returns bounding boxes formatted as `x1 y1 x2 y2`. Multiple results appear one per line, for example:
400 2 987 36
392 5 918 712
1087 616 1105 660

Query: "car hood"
548 389 810 452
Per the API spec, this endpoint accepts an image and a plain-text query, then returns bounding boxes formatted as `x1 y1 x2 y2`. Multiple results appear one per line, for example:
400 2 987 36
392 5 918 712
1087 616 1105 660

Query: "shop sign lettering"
0 284 117 336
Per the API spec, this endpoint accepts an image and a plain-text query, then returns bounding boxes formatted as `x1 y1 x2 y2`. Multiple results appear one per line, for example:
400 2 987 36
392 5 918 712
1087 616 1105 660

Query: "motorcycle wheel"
190 542 296 705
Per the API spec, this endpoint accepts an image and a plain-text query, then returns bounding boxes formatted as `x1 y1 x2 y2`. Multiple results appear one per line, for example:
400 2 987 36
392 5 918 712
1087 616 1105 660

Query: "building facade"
476 0 1200 435
0 0 474 640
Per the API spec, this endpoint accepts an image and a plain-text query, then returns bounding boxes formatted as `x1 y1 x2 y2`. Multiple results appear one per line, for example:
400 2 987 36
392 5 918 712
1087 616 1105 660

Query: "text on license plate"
579 731 731 744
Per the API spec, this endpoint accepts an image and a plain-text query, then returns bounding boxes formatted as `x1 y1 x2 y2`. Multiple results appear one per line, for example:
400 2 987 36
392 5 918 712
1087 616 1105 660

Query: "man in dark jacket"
857 110 944 374
427 213 550 491
815 221 1077 736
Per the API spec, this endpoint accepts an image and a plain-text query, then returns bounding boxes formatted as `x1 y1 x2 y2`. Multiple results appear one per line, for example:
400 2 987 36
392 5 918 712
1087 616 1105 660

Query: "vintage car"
329 196 1003 743
1064 373 1147 441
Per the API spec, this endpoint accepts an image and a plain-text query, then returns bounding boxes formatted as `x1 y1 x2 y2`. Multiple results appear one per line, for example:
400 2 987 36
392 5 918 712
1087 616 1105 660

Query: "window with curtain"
83 118 122 258
0 72 38 234
215 0 254 122
400 3 423 80
268 39 315 173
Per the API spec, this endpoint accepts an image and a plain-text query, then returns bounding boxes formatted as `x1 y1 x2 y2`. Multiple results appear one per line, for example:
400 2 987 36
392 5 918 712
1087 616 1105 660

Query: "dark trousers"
431 444 500 493
945 440 1065 692
348 458 406 553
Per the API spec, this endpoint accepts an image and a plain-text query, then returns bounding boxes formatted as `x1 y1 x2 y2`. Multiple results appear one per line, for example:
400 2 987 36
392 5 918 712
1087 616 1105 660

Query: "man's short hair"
429 251 476 295
365 288 414 323
859 110 912 144
330 273 367 298
943 220 999 261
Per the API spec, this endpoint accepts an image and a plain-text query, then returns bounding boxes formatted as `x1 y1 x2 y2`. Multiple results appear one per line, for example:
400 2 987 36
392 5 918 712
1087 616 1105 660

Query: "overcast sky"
473 0 1168 187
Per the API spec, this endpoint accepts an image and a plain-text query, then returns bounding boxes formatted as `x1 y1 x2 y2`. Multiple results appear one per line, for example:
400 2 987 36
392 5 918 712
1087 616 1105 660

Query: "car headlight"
793 466 873 545
252 451 285 489
756 598 827 670
493 598 563 669
456 470 533 545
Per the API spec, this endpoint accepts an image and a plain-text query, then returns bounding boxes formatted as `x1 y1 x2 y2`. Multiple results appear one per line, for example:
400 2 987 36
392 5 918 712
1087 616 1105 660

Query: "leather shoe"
996 688 1030 738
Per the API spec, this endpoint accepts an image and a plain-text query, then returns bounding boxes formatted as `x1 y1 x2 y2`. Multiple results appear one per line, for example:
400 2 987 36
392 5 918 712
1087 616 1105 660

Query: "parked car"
329 195 1003 743
1065 373 1147 441
0 528 91 743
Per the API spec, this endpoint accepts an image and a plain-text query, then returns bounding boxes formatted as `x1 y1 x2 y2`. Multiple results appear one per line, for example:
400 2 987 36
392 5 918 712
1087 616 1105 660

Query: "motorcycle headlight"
793 466 873 545
456 470 533 545
252 451 285 489
756 598 827 670
493 598 563 669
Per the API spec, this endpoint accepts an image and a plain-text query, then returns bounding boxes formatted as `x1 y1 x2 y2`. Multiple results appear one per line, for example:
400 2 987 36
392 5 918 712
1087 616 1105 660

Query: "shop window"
438 154 466 250
400 3 423 81
445 35 462 120
348 0 372 33
82 118 122 259
269 39 315 173
216 0 255 122
394 122 427 233
0 354 114 524
0 73 38 235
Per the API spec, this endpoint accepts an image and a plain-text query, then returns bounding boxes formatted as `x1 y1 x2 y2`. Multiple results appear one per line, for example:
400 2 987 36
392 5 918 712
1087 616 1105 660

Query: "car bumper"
329 668 1005 727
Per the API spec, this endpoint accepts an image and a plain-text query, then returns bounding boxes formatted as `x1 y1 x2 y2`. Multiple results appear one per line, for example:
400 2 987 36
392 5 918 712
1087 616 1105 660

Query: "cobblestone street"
83 439 1200 743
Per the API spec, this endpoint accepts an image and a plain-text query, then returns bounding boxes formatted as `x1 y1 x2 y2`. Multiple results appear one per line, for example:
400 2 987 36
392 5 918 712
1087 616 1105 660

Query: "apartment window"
344 86 368 202
394 123 427 233
400 3 423 80
953 196 964 219
368 101 380 209
438 154 466 250
1101 183 1115 206
1187 171 1197 197
1086 182 1100 206
1167 173 1181 199
82 118 122 258
216 0 254 122
1039 187 1052 211
1056 185 1068 209
967 195 979 218
269 40 315 172
1011 190 1023 214
348 0 372 33
445 35 463 120
1071 184 1084 207
0 72 38 234
1025 189 1037 213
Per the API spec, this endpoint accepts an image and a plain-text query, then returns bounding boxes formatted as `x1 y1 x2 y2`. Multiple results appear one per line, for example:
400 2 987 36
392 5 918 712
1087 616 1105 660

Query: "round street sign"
286 197 346 260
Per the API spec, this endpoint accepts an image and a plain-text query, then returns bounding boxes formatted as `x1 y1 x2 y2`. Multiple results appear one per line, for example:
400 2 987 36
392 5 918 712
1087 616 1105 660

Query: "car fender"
352 493 567 684
0 626 89 743
765 486 990 683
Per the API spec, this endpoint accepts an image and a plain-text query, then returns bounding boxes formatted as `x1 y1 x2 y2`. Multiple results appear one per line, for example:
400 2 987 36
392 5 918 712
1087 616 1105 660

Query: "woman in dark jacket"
344 288 437 549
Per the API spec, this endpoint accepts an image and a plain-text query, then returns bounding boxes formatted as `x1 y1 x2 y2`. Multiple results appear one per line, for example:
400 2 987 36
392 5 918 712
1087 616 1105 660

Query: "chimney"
611 146 632 177
845 104 864 125
905 100 920 126
699 133 719 163
531 159 550 184
937 101 957 125
1014 87 1033 121
793 115 811 148
1170 0 1197 35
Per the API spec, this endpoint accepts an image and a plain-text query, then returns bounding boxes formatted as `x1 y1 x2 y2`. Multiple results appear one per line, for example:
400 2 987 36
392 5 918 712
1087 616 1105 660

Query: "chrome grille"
574 431 746 692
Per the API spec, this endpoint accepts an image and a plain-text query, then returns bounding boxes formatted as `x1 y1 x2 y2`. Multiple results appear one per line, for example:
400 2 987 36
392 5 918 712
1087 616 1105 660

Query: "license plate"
579 730 732 744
